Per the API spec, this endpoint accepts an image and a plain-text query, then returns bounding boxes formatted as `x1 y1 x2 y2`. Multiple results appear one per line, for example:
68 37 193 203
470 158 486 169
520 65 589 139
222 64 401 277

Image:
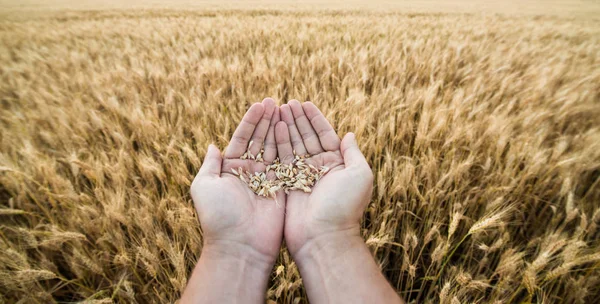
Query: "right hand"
275 100 374 258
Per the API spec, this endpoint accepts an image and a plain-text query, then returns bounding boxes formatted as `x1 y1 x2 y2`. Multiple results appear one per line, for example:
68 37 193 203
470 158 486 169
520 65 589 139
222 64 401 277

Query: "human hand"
185 99 399 304
190 98 284 266
275 100 374 258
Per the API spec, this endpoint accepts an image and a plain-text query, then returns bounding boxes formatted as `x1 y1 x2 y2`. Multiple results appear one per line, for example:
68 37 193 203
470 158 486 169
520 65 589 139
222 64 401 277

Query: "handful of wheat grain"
231 141 329 199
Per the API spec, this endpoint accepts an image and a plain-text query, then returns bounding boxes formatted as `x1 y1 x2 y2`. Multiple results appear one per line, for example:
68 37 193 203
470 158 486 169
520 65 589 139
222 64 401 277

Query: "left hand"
190 98 285 265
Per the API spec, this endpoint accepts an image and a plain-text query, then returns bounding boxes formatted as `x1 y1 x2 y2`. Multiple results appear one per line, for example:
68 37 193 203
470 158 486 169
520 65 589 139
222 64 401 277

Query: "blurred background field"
1 0 599 303
2 0 600 16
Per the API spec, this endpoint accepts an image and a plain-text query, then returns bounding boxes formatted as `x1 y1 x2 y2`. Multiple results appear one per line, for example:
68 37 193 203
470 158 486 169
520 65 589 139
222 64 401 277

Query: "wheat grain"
234 143 329 199
468 204 514 235
1 3 599 302
15 269 57 283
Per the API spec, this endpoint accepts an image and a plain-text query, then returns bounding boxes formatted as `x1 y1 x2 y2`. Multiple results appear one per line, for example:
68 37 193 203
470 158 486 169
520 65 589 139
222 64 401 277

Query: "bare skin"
181 99 403 304
277 100 403 304
181 98 284 304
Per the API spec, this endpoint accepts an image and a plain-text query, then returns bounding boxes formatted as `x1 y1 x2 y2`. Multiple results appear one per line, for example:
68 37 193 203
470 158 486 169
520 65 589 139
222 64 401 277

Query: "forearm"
294 230 403 304
180 241 273 304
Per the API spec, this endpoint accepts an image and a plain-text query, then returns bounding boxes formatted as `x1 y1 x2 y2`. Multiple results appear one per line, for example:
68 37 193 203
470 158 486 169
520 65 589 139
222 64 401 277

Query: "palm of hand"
191 100 284 261
275 101 373 255
193 99 372 261
193 158 283 257
284 151 344 253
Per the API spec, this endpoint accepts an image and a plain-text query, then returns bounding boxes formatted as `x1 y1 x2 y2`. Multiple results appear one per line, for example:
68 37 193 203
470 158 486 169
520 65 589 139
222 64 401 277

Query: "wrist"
292 229 396 304
182 240 274 303
289 229 403 304
201 239 274 275
293 227 365 269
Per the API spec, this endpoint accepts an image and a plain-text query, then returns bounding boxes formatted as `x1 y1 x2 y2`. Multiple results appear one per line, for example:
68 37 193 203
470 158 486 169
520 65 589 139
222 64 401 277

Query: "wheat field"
1 1 600 303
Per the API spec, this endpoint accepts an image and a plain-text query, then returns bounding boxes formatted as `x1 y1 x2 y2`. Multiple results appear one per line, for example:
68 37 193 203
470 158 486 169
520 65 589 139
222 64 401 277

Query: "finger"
248 98 276 156
263 105 280 163
275 121 294 164
289 100 324 155
302 102 341 152
198 144 223 177
340 133 368 168
280 104 307 155
224 103 264 159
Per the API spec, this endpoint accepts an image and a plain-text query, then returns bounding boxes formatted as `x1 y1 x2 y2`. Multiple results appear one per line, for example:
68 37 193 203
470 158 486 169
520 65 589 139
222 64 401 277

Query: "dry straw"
1 5 599 303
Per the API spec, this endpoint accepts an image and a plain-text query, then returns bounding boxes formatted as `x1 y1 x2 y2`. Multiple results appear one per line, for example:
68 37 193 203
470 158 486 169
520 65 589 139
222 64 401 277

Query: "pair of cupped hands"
190 98 373 269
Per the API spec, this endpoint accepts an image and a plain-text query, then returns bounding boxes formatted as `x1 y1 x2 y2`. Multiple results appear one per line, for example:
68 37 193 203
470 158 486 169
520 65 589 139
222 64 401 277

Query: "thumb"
198 144 222 177
340 133 367 167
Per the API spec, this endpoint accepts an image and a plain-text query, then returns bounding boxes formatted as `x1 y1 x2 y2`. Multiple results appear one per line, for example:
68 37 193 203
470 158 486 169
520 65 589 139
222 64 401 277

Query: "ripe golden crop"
1 1 599 303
